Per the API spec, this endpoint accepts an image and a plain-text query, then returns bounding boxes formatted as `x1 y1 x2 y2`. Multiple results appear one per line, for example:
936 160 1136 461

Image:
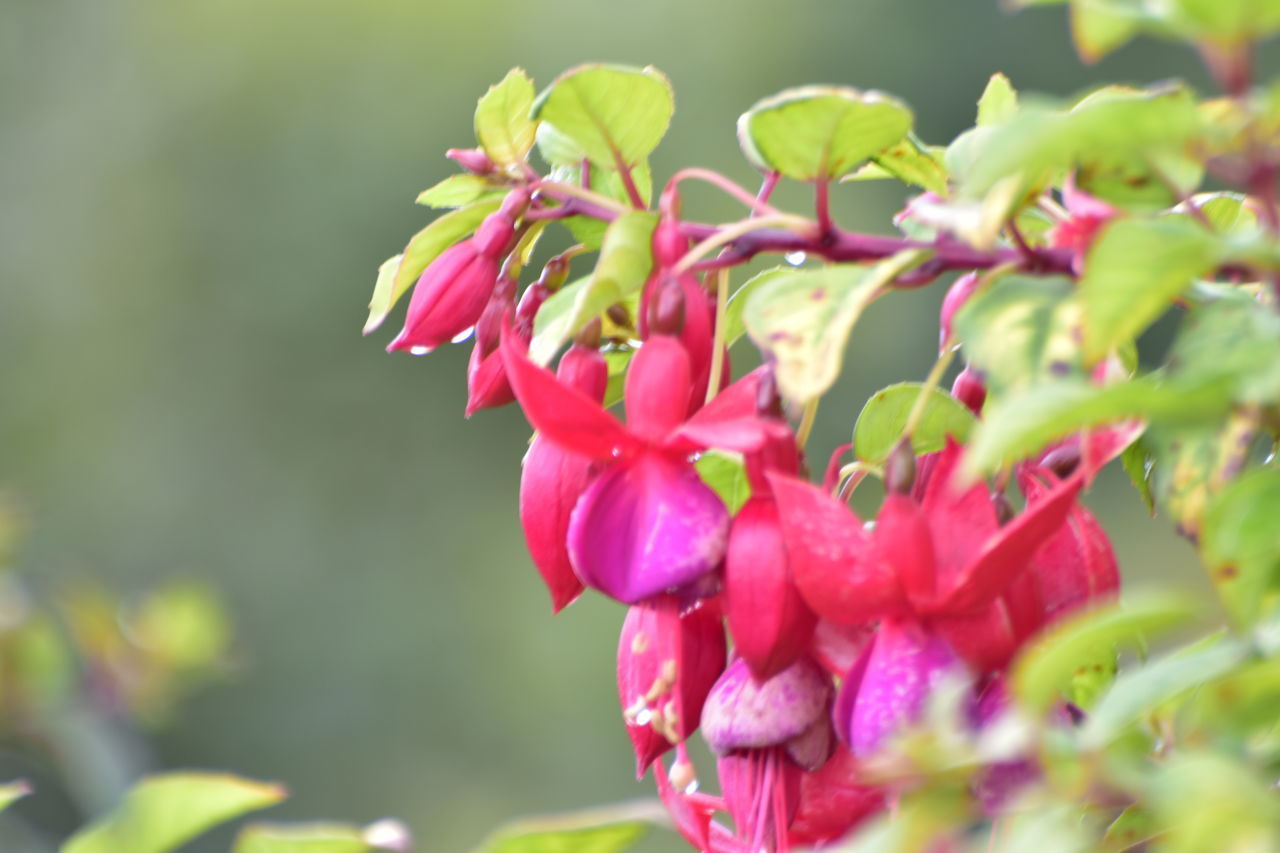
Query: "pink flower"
501 325 785 604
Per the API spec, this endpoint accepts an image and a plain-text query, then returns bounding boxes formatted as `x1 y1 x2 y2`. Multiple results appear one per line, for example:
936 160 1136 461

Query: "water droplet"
611 446 624 458
451 326 476 344
784 251 807 266
683 779 699 795
634 708 653 726
409 345 434 356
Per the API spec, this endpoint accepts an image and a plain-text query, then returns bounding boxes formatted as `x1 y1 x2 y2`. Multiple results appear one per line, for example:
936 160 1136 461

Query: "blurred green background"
0 0 1246 849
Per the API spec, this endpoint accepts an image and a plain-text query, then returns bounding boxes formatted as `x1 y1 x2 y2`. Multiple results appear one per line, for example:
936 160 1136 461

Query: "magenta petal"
625 335 693 442
920 440 1000 588
500 321 641 461
519 437 592 612
847 620 960 756
939 474 1082 613
568 452 729 604
701 657 832 755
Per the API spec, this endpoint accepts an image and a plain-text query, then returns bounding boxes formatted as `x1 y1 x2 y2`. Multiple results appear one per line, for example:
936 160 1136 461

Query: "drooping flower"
502 323 784 604
1048 174 1119 272
617 595 727 776
701 657 835 852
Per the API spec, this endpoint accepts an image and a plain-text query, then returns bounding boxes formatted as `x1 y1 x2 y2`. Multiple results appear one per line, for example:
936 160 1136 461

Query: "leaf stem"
704 265 730 405
901 342 958 442
668 167 787 217
815 179 833 235
795 398 820 449
611 154 647 208
673 214 813 274
535 181 632 215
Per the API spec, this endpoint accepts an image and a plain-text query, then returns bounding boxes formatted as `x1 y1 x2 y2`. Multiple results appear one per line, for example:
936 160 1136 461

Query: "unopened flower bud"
951 366 987 415
388 239 499 353
652 215 689 269
647 276 686 337
536 253 572 292
445 147 496 175
884 439 917 496
1040 443 1082 479
755 369 785 420
574 317 603 350
939 272 980 351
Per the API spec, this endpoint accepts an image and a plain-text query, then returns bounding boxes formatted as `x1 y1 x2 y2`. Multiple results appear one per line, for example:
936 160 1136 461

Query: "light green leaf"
1011 594 1196 713
415 175 504 209
844 136 949 195
475 68 537 167
737 86 914 181
533 65 674 169
958 87 1200 199
953 275 1081 394
1168 0 1280 42
1120 439 1155 514
1191 192 1260 234
1080 217 1221 362
976 73 1018 126
1167 287 1280 404
695 451 751 514
365 199 502 335
723 267 788 347
853 383 976 464
1150 753 1280 853
0 780 31 813
1070 0 1148 62
1080 635 1246 747
1200 469 1280 628
530 212 658 365
63 772 287 853
233 823 368 853
1146 411 1259 541
961 375 1238 476
472 801 666 853
743 250 930 404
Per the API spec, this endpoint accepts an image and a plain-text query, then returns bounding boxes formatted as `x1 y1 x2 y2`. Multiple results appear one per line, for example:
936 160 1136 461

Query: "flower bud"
646 276 686 337
464 276 518 416
445 147 496 175
387 240 498 353
939 272 979 351
652 215 689 269
883 439 916 496
951 366 987 414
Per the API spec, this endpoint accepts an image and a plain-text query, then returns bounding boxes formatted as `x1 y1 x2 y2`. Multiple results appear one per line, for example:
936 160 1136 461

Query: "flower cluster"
377 171 1127 850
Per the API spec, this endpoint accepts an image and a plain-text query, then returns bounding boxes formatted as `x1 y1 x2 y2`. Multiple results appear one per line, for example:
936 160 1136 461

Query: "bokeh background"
0 1 1254 849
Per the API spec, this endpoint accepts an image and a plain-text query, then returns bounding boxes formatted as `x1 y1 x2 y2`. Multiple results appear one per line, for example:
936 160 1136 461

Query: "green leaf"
976 73 1018 126
601 347 634 409
533 65 673 169
743 250 930 404
1168 0 1280 42
234 824 368 853
415 175 504 209
737 86 914 181
1192 192 1260 234
63 772 287 853
1150 753 1280 853
1079 635 1246 747
1146 412 1260 541
472 801 666 853
1120 438 1156 514
957 87 1200 200
530 212 658 365
1168 287 1280 405
853 383 976 464
1011 594 1196 713
1070 0 1148 63
0 780 31 813
723 267 787 347
475 68 537 168
1200 469 1280 628
843 136 949 196
1080 217 1221 362
365 198 502 335
694 451 751 514
953 275 1081 395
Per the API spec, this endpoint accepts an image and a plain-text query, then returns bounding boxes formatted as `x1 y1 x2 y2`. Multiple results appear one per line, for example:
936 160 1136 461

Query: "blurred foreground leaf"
473 800 668 853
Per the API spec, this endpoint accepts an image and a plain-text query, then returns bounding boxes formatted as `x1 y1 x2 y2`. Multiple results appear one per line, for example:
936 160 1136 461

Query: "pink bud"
951 366 987 414
652 215 689 269
939 272 980 351
387 240 498 353
445 147 495 175
464 277 518 417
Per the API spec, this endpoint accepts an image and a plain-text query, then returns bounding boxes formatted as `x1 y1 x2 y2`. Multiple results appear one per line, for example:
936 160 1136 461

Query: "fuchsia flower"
770 441 1113 754
617 595 726 776
701 657 835 852
501 324 784 604
388 189 529 353
1048 175 1119 272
